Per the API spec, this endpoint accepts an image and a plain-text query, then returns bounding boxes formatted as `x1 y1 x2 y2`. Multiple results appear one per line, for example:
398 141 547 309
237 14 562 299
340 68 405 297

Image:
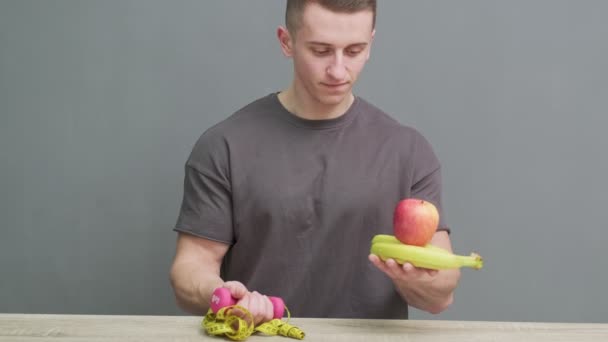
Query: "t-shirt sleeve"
410 131 450 233
173 131 234 244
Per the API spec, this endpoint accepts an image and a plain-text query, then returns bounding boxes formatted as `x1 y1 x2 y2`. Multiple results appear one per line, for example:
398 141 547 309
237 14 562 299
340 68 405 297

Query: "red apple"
393 198 439 246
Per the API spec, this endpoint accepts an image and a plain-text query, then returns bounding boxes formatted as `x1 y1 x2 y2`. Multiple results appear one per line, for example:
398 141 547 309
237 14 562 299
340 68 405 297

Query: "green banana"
371 234 402 245
370 235 483 270
371 234 450 254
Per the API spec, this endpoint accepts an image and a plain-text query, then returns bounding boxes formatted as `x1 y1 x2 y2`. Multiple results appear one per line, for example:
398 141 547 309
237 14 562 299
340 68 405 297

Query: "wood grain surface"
1 314 607 341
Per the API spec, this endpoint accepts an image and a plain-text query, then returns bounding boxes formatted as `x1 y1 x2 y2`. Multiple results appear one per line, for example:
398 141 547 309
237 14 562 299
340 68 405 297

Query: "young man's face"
286 3 375 107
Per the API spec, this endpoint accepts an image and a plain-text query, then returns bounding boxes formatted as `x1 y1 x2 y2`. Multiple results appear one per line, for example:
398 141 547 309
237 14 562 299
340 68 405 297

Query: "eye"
311 48 331 56
346 48 363 56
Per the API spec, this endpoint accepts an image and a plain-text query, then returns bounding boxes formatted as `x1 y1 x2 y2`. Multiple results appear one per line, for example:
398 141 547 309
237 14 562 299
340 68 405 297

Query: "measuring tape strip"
202 305 305 340
255 318 305 339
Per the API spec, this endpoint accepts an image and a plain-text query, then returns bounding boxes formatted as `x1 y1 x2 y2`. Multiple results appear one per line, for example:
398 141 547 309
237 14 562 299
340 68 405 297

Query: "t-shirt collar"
272 92 360 130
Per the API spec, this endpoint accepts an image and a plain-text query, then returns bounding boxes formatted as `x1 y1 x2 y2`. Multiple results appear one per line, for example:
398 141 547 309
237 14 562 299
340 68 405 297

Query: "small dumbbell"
210 287 285 319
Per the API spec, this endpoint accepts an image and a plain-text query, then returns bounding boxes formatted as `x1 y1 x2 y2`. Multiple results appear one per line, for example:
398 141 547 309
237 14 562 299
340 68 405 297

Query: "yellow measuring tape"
202 305 305 340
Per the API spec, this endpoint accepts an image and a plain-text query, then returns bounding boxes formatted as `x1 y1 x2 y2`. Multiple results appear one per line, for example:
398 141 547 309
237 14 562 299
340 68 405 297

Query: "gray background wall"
1 0 607 322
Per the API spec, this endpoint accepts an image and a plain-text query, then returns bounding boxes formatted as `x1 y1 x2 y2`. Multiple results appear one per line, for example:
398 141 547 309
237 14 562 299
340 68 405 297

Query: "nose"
326 54 347 81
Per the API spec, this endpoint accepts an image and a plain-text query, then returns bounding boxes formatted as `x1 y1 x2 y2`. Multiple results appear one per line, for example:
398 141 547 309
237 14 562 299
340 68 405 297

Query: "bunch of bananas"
370 234 483 270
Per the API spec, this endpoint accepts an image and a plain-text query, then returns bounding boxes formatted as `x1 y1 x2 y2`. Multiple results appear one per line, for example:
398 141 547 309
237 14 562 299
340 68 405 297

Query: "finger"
369 254 392 274
402 263 438 278
251 292 273 324
426 269 439 277
403 262 432 277
262 295 274 321
248 292 261 325
370 254 402 279
234 294 254 326
223 281 248 299
401 262 416 273
249 291 268 325
385 258 407 279
379 257 407 280
235 294 250 311
368 254 385 269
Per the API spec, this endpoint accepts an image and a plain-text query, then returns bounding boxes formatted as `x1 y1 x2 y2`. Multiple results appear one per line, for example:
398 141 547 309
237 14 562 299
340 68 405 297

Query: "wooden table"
1 313 607 341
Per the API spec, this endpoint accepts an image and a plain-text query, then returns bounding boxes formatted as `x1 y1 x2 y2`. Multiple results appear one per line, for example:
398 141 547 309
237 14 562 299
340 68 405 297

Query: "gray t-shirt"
175 93 448 319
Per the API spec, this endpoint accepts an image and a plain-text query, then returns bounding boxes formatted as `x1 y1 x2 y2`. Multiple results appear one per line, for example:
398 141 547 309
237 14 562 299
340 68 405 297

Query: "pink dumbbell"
210 287 285 319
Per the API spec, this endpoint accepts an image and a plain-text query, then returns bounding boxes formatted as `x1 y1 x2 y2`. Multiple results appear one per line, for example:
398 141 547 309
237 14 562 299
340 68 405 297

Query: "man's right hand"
221 281 275 326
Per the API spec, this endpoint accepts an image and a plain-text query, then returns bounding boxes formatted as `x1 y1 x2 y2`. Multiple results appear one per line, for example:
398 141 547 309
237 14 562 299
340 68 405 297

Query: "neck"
278 82 354 120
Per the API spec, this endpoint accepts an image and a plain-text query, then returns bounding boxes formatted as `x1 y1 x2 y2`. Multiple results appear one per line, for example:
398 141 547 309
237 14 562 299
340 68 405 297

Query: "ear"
277 26 294 57
366 29 376 61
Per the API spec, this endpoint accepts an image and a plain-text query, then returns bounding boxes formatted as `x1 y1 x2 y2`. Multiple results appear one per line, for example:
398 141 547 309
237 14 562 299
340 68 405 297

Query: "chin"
316 92 351 106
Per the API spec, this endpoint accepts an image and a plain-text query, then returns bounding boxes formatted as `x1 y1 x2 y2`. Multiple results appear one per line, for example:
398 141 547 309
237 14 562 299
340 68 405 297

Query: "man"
170 0 460 324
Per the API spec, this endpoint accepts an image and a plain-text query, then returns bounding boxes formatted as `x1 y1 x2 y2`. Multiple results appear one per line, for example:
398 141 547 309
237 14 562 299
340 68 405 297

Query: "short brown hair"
286 0 377 33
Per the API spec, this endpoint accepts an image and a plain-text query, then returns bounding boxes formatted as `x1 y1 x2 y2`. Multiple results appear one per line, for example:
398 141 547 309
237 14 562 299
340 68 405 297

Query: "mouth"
321 82 349 90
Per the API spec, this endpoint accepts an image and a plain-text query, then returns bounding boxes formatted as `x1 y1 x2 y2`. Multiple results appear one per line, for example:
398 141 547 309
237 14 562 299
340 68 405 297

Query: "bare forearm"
170 261 224 315
395 268 460 314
